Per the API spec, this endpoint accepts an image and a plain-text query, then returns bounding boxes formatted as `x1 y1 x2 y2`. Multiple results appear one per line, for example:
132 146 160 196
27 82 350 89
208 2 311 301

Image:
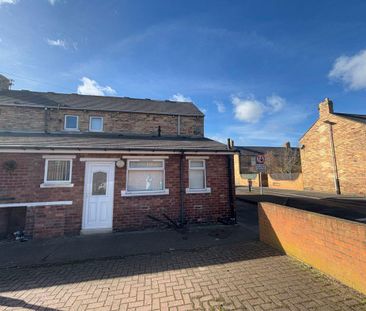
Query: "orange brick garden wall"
259 202 366 295
267 173 304 191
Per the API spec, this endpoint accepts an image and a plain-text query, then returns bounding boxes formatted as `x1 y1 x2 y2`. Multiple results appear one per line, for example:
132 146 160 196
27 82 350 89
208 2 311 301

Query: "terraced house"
0 75 235 239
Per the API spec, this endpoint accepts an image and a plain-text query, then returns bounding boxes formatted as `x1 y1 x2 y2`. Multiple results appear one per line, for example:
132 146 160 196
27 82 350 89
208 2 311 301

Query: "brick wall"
25 205 66 239
259 202 366 295
0 153 233 238
113 154 232 230
0 106 45 131
300 101 366 195
0 105 204 137
267 173 304 191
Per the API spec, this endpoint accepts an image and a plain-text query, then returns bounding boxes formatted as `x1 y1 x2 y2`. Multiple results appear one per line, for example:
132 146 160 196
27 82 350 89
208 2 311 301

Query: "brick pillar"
25 205 66 239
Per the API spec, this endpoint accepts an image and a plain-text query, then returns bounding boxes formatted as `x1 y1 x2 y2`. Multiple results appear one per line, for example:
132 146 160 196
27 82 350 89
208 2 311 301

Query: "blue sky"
1 0 366 146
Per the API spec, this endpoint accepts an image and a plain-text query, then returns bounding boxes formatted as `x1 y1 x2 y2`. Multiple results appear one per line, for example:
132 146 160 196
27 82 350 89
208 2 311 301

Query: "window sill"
40 183 74 188
185 187 211 194
121 189 169 197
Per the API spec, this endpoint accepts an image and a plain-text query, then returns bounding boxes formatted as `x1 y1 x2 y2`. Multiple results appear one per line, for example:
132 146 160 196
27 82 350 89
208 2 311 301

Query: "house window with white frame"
64 115 79 131
89 116 103 132
41 156 75 188
186 159 211 193
122 159 169 196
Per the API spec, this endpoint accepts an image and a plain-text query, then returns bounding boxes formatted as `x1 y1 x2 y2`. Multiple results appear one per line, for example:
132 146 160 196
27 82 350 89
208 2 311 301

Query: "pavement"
236 187 366 224
0 218 258 269
0 200 365 310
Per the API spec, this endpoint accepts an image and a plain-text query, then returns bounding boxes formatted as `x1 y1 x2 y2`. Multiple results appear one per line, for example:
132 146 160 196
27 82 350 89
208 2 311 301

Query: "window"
122 159 169 196
64 115 79 131
92 171 107 195
41 156 75 188
186 159 211 194
89 116 103 132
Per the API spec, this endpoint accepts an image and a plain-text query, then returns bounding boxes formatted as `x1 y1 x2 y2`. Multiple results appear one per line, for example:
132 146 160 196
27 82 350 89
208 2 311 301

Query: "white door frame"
81 161 115 234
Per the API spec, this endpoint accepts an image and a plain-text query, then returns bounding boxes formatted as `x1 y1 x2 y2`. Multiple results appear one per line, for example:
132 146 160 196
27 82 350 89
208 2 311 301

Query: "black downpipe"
227 154 236 221
179 152 185 225
44 108 48 133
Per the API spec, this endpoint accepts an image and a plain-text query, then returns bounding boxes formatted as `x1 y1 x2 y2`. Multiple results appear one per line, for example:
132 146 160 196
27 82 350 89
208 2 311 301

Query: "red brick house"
0 76 235 239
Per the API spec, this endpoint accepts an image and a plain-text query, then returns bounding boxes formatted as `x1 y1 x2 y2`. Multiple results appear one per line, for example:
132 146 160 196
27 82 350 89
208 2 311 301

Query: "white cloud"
215 100 225 113
208 135 227 144
266 94 285 112
208 103 309 147
48 0 59 4
232 96 264 123
77 77 117 96
47 39 66 49
232 94 286 123
170 93 192 102
328 49 366 90
198 107 207 114
0 0 17 5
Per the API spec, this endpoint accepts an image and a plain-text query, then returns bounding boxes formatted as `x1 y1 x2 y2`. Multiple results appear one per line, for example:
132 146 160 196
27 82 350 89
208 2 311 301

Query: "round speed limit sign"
256 154 265 164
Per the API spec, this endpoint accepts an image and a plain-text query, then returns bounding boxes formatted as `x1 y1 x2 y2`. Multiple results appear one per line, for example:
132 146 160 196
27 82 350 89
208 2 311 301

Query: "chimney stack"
283 141 291 149
0 74 12 91
318 97 334 117
227 138 234 150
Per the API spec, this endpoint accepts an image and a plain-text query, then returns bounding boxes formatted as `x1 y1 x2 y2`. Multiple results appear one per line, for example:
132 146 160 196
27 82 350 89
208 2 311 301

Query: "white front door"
82 162 115 232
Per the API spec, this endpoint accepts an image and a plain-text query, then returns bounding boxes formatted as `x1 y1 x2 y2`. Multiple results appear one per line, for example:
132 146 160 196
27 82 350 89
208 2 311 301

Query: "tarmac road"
236 187 366 224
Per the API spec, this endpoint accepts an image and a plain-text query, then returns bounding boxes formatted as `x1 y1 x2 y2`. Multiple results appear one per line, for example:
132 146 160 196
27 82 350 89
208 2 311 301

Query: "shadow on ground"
0 295 60 311
0 240 283 292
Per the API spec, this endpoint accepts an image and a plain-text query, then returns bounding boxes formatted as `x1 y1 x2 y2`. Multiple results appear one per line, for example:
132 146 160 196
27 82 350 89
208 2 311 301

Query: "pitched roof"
334 112 366 124
0 90 204 117
0 132 229 152
236 146 299 156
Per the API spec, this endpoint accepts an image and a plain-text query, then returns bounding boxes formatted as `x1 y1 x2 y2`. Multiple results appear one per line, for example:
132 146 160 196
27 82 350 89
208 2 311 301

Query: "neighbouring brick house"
0 76 235 239
300 98 366 196
234 143 303 190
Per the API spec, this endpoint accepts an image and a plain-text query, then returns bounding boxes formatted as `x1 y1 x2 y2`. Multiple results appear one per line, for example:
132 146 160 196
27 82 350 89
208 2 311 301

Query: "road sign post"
256 155 266 195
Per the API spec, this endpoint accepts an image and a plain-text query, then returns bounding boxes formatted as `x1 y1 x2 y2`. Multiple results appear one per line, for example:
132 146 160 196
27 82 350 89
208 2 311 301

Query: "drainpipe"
226 139 236 221
179 151 185 225
177 115 181 136
324 120 341 194
227 154 236 221
44 107 48 133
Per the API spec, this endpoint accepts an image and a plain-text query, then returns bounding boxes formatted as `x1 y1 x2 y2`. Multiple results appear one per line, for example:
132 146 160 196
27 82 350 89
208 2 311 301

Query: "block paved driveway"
0 240 365 311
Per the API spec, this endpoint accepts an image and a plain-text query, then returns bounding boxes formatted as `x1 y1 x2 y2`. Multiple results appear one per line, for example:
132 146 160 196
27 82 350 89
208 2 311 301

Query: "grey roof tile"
334 112 366 124
0 132 229 152
236 146 299 156
0 90 204 116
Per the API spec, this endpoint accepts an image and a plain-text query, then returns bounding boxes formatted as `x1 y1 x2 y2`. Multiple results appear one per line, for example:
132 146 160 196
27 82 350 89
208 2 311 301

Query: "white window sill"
121 189 169 197
40 183 74 188
185 187 211 194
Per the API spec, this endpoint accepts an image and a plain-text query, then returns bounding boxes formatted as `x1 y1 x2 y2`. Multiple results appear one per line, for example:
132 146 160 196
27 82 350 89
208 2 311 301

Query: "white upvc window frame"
89 116 104 132
186 159 211 194
40 155 75 188
121 158 169 197
64 115 79 131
